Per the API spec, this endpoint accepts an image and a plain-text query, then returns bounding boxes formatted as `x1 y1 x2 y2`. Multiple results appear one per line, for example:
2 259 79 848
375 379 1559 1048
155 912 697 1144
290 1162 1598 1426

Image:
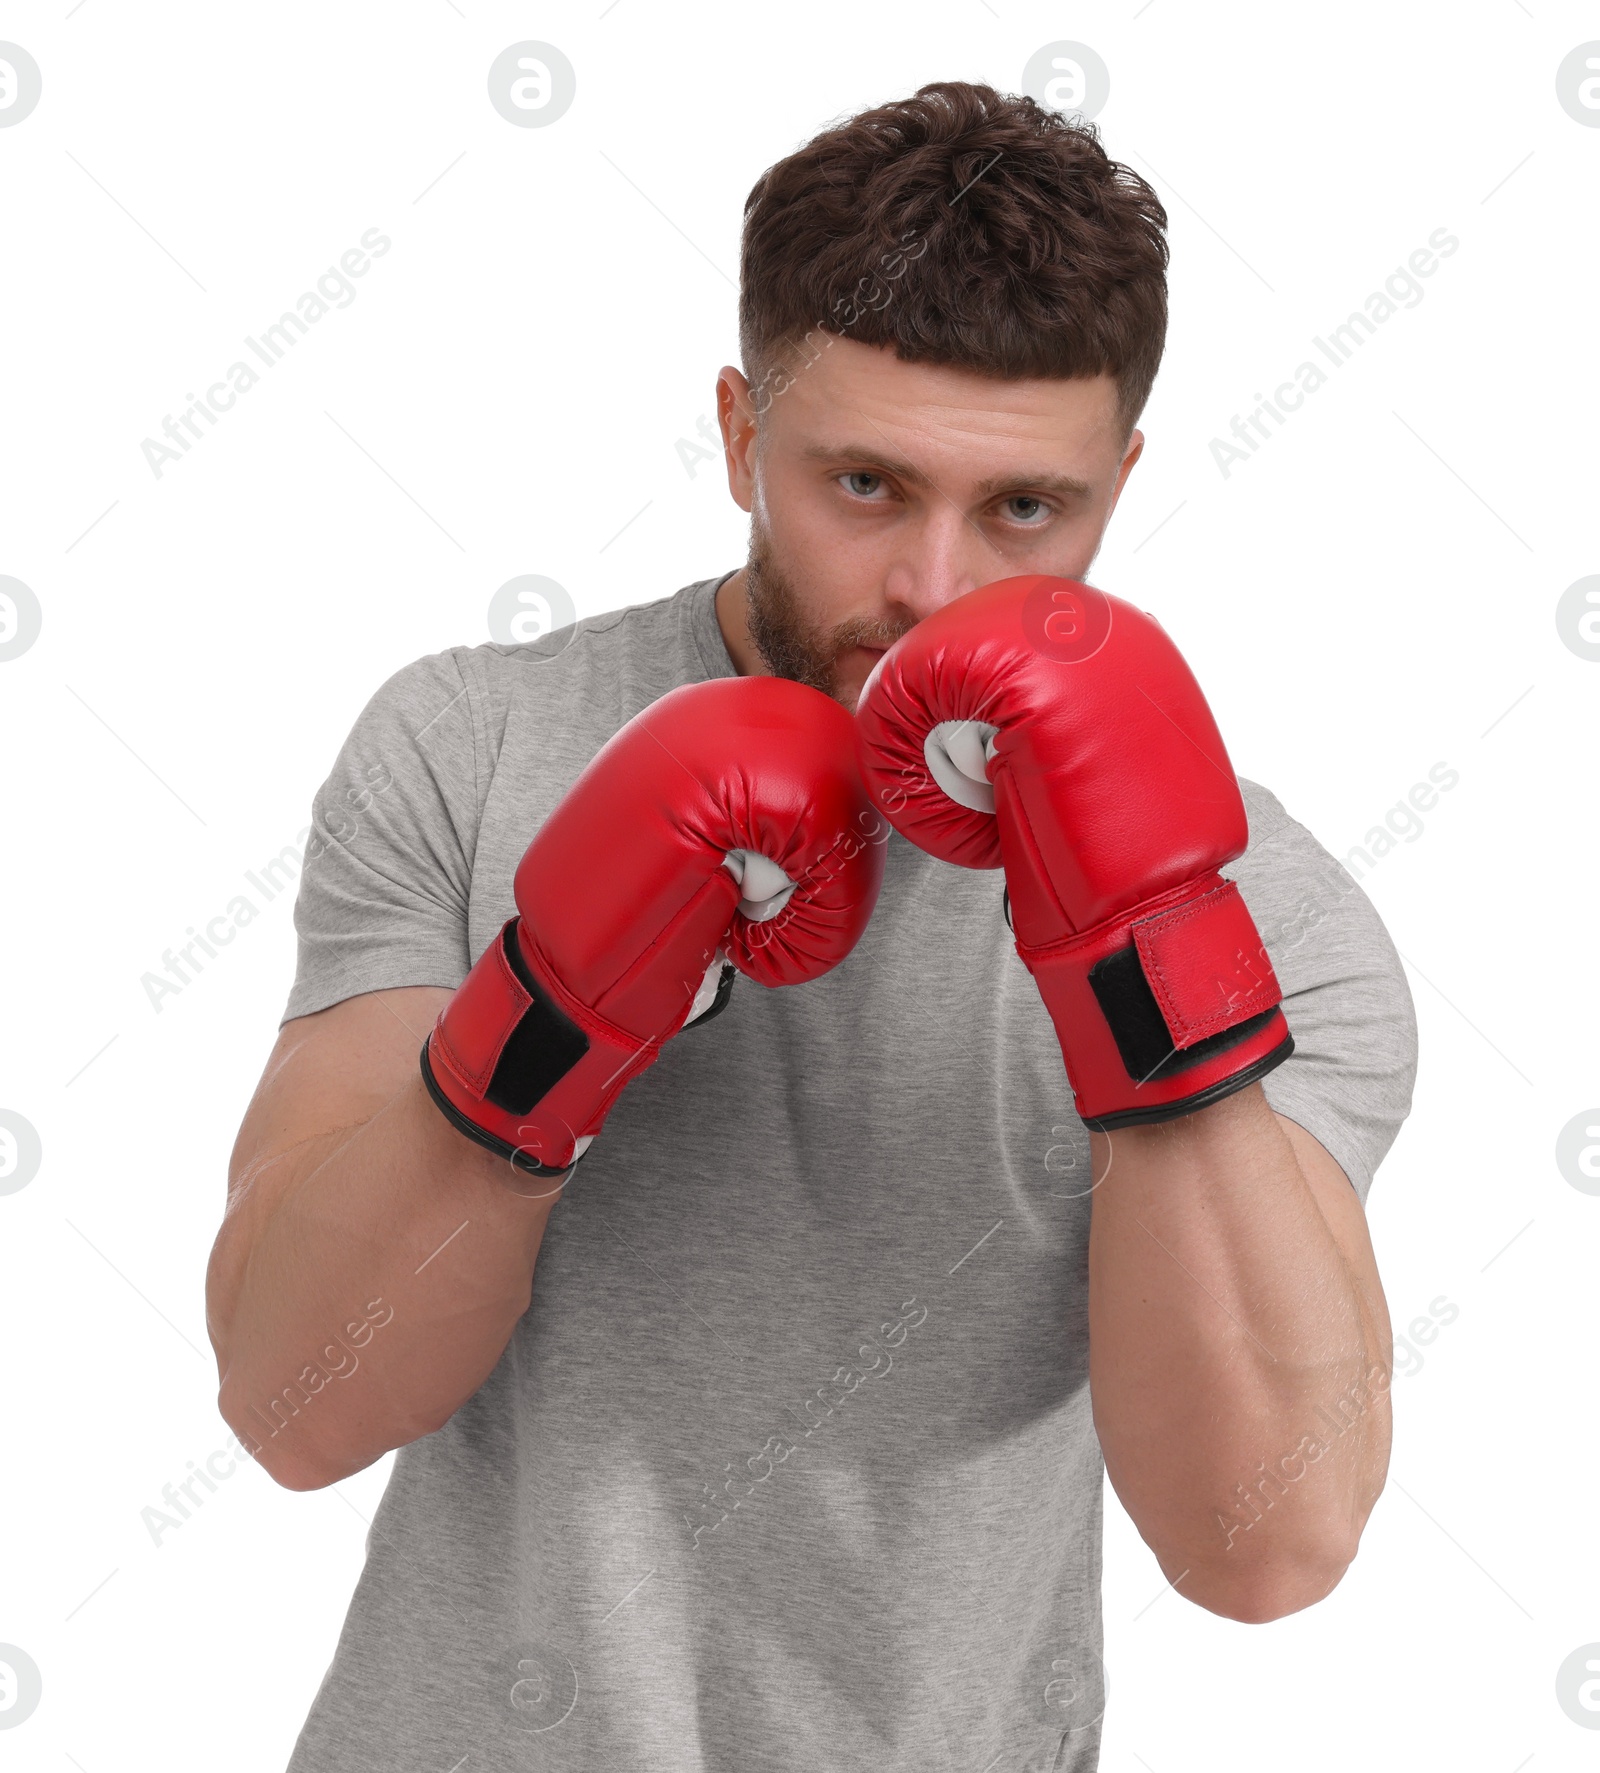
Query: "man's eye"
1003 495 1050 524
839 471 887 499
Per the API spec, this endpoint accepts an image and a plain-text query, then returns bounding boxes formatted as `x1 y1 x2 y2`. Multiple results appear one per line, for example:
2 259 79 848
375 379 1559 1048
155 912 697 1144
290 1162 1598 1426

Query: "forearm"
210 1069 560 1489
1087 1084 1391 1620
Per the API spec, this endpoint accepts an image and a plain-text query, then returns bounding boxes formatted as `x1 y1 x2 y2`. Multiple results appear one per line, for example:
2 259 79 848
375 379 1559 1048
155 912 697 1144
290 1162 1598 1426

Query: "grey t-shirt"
280 573 1417 1773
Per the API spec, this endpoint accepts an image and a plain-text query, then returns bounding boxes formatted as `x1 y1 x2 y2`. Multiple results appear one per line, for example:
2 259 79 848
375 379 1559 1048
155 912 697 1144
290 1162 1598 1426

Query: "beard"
742 521 911 704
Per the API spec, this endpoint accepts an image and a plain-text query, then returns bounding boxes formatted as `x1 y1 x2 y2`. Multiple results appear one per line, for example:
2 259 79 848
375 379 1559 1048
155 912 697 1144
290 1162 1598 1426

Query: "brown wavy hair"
738 81 1169 441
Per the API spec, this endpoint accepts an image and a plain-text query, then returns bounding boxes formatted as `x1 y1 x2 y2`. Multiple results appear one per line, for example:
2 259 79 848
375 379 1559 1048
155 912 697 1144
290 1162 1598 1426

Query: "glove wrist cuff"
1017 875 1293 1129
423 918 656 1174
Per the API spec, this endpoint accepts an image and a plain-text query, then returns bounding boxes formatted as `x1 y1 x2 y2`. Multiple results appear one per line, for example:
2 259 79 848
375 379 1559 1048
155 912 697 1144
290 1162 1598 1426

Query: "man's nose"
881 518 998 622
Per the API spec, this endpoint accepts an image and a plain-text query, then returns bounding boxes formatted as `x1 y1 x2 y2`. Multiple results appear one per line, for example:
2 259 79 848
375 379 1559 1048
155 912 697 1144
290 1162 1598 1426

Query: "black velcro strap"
1088 942 1282 1085
419 1042 577 1177
486 922 591 1115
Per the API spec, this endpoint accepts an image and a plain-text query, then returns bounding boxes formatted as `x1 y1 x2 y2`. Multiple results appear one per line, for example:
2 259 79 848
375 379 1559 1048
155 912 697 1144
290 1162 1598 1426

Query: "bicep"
208 986 452 1353
1274 1110 1392 1358
227 987 451 1198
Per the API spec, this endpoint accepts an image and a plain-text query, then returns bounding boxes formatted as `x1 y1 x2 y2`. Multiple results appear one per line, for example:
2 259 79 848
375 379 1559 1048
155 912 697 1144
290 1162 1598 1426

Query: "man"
208 80 1417 1772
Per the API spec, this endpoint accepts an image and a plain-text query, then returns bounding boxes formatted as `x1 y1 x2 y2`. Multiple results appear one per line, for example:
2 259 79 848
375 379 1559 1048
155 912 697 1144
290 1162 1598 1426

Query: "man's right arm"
206 984 564 1492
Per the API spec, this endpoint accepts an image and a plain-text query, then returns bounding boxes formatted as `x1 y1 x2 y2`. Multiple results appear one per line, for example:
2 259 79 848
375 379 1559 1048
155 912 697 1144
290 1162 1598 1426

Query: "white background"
1 1 1596 1768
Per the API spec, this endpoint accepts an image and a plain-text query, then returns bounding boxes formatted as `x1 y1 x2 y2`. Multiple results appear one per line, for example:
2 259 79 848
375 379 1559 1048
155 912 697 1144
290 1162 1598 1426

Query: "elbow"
1174 1539 1358 1625
257 1450 344 1494
216 1381 352 1493
223 1430 341 1494
259 1442 388 1493
216 1372 422 1492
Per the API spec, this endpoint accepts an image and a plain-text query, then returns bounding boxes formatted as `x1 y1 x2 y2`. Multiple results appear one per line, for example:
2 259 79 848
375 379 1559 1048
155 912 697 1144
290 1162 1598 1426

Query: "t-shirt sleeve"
1224 779 1419 1207
280 649 487 1025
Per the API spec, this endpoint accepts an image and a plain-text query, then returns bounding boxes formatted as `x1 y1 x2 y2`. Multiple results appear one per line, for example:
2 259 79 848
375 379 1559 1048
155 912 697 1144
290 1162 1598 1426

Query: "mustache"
830 618 915 654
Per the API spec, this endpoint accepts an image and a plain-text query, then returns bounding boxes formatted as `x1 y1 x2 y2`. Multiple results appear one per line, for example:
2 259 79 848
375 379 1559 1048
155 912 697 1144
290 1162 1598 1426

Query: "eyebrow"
799 441 1095 503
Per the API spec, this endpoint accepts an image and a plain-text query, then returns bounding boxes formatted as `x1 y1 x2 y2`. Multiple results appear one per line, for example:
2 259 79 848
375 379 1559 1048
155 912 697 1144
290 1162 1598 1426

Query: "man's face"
715 334 1145 709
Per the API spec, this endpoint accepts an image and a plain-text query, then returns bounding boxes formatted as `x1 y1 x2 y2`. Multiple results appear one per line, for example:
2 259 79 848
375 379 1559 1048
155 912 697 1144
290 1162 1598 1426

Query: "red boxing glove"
855 575 1292 1130
422 676 884 1174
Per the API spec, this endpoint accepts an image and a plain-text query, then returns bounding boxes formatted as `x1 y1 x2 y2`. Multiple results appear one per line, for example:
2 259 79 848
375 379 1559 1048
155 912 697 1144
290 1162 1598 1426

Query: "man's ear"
1107 426 1145 519
716 366 758 514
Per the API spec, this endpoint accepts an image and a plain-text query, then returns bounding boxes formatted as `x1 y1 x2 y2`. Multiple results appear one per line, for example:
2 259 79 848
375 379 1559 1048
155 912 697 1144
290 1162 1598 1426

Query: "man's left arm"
1086 779 1418 1624
1087 1086 1393 1623
848 590 1418 1620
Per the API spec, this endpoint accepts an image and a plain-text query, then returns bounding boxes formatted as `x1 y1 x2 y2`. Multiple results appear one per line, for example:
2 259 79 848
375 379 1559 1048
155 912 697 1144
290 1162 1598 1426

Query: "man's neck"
715 568 764 677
